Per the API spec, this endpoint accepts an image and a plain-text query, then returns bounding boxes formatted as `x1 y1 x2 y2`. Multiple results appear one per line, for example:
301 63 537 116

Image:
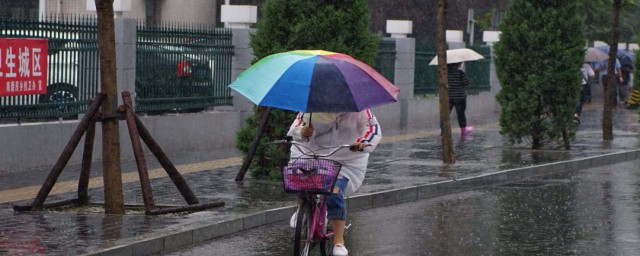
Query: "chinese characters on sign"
0 38 48 96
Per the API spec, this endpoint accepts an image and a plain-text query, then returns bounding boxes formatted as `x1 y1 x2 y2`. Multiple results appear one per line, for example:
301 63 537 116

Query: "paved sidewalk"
0 103 638 256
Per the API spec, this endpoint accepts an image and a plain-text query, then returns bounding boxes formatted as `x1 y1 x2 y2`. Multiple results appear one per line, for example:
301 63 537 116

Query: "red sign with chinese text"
0 38 48 96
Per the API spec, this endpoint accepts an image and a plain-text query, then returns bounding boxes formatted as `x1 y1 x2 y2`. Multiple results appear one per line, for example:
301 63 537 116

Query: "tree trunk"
145 0 159 26
96 0 124 214
603 0 621 140
561 130 570 150
437 0 455 164
532 97 543 149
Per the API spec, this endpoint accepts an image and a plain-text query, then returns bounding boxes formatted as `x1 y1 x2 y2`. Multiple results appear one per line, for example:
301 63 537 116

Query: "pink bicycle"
275 138 354 256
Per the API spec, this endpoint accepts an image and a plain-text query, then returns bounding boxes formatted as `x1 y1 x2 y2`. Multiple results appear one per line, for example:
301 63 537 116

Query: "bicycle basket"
282 158 342 194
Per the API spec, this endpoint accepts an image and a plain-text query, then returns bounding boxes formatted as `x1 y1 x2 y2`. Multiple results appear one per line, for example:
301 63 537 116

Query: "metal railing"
135 21 234 113
465 45 491 94
0 16 99 122
414 42 491 96
375 39 396 83
1 17 235 122
414 42 438 95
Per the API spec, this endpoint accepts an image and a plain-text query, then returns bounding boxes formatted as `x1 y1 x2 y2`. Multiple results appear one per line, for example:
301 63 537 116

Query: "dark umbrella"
596 45 635 67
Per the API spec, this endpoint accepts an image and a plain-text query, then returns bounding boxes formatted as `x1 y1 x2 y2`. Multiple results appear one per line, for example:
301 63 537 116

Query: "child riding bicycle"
287 110 382 256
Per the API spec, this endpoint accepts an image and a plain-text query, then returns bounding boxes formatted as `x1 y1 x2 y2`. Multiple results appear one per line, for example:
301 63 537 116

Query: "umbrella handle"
306 112 312 142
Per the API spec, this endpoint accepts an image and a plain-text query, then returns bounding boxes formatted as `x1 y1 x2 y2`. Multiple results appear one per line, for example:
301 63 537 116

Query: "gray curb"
84 149 640 256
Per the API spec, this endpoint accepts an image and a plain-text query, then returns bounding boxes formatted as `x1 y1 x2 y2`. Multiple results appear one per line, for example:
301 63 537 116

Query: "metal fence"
464 45 491 93
375 39 396 83
0 17 235 122
414 42 438 95
135 22 234 113
0 17 99 122
414 42 491 96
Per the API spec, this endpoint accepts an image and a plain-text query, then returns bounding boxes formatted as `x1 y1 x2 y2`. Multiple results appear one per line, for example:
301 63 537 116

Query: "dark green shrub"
494 0 585 149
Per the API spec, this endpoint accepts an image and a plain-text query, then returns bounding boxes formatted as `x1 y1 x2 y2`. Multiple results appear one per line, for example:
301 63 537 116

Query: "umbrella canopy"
584 47 609 62
429 48 485 65
596 45 635 67
229 50 400 113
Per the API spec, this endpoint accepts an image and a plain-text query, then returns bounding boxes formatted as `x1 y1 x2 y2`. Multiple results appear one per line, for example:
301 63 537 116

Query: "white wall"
44 0 215 23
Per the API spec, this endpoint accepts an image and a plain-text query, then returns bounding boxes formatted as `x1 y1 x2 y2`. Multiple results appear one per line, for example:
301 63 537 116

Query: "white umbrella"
429 48 485 65
584 47 608 62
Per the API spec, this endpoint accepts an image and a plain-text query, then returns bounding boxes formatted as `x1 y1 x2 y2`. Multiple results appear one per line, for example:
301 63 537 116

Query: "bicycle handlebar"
273 139 353 158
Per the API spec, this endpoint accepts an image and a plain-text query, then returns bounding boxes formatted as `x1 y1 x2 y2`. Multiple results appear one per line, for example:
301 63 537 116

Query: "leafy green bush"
494 0 585 149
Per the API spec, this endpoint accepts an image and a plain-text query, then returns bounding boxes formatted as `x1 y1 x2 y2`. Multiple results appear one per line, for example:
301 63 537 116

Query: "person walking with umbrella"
288 110 381 256
594 57 624 107
447 62 474 135
575 63 596 124
429 48 483 136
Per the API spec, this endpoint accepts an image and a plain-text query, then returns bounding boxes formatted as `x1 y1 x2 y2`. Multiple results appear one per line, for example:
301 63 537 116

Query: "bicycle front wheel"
320 234 333 256
294 199 313 256
319 208 333 256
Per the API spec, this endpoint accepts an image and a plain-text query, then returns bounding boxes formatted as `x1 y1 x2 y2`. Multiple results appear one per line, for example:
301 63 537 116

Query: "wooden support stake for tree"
14 198 84 212
122 91 156 211
133 114 199 205
235 107 272 181
15 91 224 214
78 99 97 204
24 94 106 211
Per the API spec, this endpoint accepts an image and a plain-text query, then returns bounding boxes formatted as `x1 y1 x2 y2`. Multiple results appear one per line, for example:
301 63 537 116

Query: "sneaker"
461 134 474 141
461 126 474 135
290 211 297 228
333 244 349 256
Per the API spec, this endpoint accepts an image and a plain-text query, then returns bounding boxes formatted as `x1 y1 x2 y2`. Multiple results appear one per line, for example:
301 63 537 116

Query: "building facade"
0 0 218 25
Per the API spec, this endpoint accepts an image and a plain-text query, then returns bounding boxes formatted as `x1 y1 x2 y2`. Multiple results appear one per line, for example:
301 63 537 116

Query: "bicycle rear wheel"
294 199 313 256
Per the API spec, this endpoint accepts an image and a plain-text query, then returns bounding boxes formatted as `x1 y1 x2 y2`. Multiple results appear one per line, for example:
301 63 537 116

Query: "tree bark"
96 0 124 214
145 0 160 26
603 0 620 140
437 0 455 164
532 96 543 149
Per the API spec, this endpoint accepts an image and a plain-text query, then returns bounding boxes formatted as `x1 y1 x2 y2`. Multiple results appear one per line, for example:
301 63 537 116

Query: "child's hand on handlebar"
350 142 369 152
301 124 314 138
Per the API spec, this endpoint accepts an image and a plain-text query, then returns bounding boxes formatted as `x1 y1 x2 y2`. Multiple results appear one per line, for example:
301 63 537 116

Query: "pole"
30 94 105 209
235 107 272 181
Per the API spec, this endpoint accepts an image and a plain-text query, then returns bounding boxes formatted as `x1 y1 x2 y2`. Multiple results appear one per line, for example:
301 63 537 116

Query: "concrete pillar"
446 30 465 49
230 28 256 112
488 46 500 94
114 18 137 106
393 38 415 100
392 37 415 129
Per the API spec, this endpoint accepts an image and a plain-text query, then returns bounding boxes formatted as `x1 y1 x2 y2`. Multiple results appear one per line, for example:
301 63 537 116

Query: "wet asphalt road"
164 159 640 256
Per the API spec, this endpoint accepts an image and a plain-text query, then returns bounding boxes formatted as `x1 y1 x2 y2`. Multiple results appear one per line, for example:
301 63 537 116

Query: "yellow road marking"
0 157 242 204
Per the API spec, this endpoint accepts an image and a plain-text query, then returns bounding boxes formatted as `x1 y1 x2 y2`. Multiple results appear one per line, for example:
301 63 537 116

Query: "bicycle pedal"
343 223 352 235
291 238 311 243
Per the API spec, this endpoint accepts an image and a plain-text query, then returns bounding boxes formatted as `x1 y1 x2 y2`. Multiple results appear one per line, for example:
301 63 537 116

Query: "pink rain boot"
461 126 474 135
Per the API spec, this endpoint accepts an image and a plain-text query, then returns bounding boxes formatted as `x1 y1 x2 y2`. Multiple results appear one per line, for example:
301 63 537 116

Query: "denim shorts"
326 177 349 221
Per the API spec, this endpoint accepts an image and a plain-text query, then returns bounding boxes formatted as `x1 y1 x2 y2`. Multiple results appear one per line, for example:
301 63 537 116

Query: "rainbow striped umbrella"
229 50 399 112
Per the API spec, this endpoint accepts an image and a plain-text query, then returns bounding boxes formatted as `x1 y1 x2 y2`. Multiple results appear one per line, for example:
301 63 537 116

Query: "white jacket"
287 110 382 195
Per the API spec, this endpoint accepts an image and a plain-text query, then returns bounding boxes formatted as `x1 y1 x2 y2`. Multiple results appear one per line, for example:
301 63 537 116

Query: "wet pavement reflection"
167 160 640 256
